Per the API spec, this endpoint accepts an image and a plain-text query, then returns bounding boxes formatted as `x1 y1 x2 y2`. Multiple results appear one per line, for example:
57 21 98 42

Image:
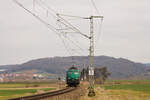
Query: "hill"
0 56 149 79
145 63 150 67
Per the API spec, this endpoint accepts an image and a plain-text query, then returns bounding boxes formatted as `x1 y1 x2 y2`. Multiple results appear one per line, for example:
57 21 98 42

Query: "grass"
0 82 54 88
0 89 37 100
0 82 57 100
106 80 150 82
102 84 150 92
105 80 150 83
101 80 150 93
0 89 37 96
0 88 56 100
80 80 150 100
40 88 55 92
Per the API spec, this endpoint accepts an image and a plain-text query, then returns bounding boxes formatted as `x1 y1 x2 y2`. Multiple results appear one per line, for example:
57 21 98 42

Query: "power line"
38 0 57 14
90 0 101 15
14 0 88 57
57 20 87 51
13 0 58 33
56 20 88 57
34 0 57 18
89 0 104 50
95 18 103 47
57 14 90 39
33 0 90 39
57 21 74 56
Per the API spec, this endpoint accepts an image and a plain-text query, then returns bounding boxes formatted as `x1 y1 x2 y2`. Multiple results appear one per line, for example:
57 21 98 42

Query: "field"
1 80 150 100
0 82 58 100
80 80 150 100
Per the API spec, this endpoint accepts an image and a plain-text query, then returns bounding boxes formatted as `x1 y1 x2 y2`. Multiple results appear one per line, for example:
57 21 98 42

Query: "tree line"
80 67 111 84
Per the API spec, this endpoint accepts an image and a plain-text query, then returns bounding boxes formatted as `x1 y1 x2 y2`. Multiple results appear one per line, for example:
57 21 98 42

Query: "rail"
8 87 76 100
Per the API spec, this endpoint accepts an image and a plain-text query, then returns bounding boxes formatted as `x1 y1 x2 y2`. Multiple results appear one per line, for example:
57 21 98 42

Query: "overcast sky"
0 0 150 65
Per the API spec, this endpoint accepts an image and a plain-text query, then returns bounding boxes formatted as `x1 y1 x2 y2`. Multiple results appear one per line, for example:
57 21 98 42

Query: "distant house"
0 69 6 72
33 74 43 79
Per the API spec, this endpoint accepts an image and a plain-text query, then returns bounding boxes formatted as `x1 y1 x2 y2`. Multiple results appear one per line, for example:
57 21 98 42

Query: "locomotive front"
66 66 80 87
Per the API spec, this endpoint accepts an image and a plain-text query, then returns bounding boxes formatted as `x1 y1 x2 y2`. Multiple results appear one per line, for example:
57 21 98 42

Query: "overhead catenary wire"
38 0 57 14
56 14 90 39
34 0 57 19
56 19 88 54
56 17 90 53
90 0 101 15
95 18 103 46
38 0 90 40
64 36 87 54
56 21 73 56
36 0 89 53
57 19 89 50
13 0 74 57
14 0 100 66
89 0 104 49
14 0 88 57
32 0 90 39
56 23 85 58
13 0 59 34
57 13 89 19
34 0 90 54
59 34 87 57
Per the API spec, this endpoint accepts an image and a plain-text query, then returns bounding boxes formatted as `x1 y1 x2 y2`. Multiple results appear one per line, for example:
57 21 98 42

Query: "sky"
0 0 150 65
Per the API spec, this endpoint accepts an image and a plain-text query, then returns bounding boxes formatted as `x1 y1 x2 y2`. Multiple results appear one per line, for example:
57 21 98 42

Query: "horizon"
0 55 149 66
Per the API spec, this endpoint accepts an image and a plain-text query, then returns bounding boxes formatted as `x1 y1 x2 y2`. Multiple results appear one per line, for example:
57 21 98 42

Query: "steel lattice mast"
87 16 103 96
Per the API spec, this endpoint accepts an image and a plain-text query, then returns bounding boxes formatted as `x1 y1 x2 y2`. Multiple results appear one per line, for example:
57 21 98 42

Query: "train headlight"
74 72 78 74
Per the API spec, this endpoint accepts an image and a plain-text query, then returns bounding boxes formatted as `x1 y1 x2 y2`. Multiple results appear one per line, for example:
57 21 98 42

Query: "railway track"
8 87 76 100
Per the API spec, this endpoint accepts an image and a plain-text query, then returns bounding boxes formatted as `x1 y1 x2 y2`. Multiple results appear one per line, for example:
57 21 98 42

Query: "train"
66 66 80 87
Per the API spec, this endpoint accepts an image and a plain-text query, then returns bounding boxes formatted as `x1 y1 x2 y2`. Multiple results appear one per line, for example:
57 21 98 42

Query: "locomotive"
66 66 80 87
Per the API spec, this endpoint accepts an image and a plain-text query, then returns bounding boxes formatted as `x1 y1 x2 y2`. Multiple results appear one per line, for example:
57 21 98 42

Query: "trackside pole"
88 16 103 97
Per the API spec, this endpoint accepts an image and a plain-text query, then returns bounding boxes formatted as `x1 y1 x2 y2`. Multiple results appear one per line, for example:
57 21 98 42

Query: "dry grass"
0 82 60 100
79 82 150 100
43 86 85 100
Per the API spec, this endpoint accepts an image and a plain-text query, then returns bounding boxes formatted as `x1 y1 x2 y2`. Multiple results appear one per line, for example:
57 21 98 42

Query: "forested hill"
0 56 149 79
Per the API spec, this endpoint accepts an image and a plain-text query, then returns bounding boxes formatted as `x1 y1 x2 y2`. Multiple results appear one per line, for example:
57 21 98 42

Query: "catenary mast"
87 16 103 96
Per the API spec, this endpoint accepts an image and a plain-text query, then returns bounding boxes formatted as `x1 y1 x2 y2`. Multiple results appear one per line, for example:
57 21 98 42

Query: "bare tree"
94 67 111 84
